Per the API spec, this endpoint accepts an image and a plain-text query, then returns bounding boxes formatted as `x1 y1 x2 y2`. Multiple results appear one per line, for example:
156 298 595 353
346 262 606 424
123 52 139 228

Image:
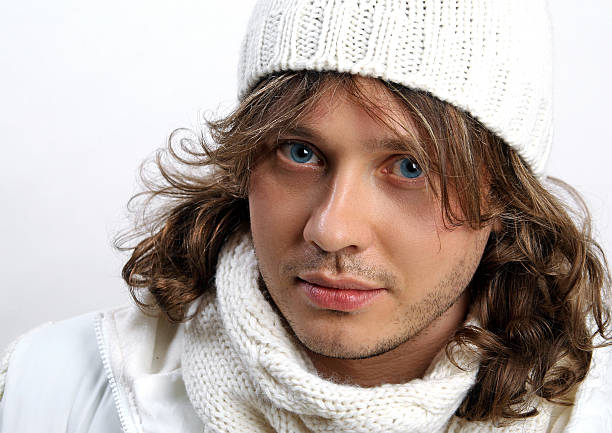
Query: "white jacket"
1 303 611 433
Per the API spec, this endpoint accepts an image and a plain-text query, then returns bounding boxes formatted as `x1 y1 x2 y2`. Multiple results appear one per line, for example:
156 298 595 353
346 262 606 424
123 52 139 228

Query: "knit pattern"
237 0 553 176
182 233 555 432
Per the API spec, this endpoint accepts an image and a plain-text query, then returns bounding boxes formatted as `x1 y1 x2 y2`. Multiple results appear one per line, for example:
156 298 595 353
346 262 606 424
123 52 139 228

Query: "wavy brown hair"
117 71 611 422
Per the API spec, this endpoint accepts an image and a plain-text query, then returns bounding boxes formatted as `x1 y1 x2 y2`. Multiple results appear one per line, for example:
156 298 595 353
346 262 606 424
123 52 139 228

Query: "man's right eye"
279 141 322 165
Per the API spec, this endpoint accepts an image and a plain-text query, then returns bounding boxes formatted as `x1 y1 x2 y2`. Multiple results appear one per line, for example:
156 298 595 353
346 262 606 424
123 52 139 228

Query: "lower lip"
299 280 385 312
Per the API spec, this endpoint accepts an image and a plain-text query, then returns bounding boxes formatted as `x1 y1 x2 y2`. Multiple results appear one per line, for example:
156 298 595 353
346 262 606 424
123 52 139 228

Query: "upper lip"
298 272 384 291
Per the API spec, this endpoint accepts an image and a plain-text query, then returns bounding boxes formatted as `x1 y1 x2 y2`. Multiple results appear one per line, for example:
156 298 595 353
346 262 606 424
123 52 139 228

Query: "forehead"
290 77 421 148
303 76 409 123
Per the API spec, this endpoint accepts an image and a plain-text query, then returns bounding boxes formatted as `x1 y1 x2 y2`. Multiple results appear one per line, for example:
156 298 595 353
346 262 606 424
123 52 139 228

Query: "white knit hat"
237 0 553 176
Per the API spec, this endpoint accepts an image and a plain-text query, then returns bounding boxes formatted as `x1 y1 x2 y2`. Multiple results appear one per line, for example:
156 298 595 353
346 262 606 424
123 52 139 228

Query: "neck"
305 292 469 387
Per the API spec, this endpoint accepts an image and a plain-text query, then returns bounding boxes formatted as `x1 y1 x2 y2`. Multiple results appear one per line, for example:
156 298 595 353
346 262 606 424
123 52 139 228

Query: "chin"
288 316 410 360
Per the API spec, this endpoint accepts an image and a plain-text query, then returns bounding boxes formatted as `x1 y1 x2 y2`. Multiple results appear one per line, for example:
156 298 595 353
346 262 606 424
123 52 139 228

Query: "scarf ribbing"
182 233 553 432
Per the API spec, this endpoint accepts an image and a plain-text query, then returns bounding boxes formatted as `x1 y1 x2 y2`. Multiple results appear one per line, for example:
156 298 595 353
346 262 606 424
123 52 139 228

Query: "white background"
0 1 611 349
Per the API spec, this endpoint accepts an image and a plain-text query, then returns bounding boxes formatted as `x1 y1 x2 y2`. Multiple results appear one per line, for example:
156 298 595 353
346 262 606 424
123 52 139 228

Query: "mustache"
281 248 397 288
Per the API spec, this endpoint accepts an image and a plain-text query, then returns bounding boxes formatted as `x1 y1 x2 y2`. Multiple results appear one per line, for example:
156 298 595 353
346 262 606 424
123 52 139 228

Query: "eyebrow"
280 125 419 153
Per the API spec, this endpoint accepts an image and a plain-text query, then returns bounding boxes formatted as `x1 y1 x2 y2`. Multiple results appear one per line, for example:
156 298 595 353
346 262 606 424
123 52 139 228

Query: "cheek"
381 192 440 255
381 195 490 296
248 165 311 266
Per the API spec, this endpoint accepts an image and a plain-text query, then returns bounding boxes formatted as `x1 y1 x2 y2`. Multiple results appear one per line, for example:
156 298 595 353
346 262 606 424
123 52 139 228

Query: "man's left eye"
391 157 423 179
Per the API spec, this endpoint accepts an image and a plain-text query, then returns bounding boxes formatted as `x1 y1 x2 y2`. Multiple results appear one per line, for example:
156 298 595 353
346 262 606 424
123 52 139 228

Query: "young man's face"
248 78 492 360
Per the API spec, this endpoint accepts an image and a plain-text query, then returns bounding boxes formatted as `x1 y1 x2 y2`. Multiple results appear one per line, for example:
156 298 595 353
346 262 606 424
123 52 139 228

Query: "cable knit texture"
237 0 553 176
181 233 555 432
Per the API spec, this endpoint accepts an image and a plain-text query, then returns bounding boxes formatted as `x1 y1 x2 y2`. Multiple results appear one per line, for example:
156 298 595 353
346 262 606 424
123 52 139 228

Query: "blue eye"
278 140 322 166
394 158 423 179
289 142 315 164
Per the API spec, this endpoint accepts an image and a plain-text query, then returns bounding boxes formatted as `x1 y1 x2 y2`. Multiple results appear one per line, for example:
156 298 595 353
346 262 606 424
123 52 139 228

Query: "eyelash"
276 140 424 184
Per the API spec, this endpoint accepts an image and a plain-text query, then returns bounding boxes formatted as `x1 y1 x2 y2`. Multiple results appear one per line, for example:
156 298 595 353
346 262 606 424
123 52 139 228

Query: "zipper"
94 313 137 433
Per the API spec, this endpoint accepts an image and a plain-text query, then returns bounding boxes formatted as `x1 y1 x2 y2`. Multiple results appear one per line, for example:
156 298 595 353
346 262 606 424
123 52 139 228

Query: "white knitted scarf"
182 233 554 432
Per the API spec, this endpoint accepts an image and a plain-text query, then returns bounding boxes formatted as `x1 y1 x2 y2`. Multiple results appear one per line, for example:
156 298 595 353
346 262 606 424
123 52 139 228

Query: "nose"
303 171 374 253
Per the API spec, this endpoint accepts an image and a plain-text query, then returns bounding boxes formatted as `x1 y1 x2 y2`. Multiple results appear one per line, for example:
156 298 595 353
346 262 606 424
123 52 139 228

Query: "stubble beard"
256 252 478 361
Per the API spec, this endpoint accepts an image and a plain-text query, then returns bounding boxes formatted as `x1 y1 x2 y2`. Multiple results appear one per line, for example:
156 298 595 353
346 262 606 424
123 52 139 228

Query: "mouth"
297 273 386 312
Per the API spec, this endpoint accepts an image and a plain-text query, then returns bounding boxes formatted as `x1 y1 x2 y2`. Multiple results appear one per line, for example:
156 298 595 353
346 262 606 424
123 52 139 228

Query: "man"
1 0 611 431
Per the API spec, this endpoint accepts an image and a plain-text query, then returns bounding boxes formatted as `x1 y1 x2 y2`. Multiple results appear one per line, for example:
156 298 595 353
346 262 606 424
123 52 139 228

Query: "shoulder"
0 299 208 433
0 311 123 433
1 312 101 396
7 311 99 363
